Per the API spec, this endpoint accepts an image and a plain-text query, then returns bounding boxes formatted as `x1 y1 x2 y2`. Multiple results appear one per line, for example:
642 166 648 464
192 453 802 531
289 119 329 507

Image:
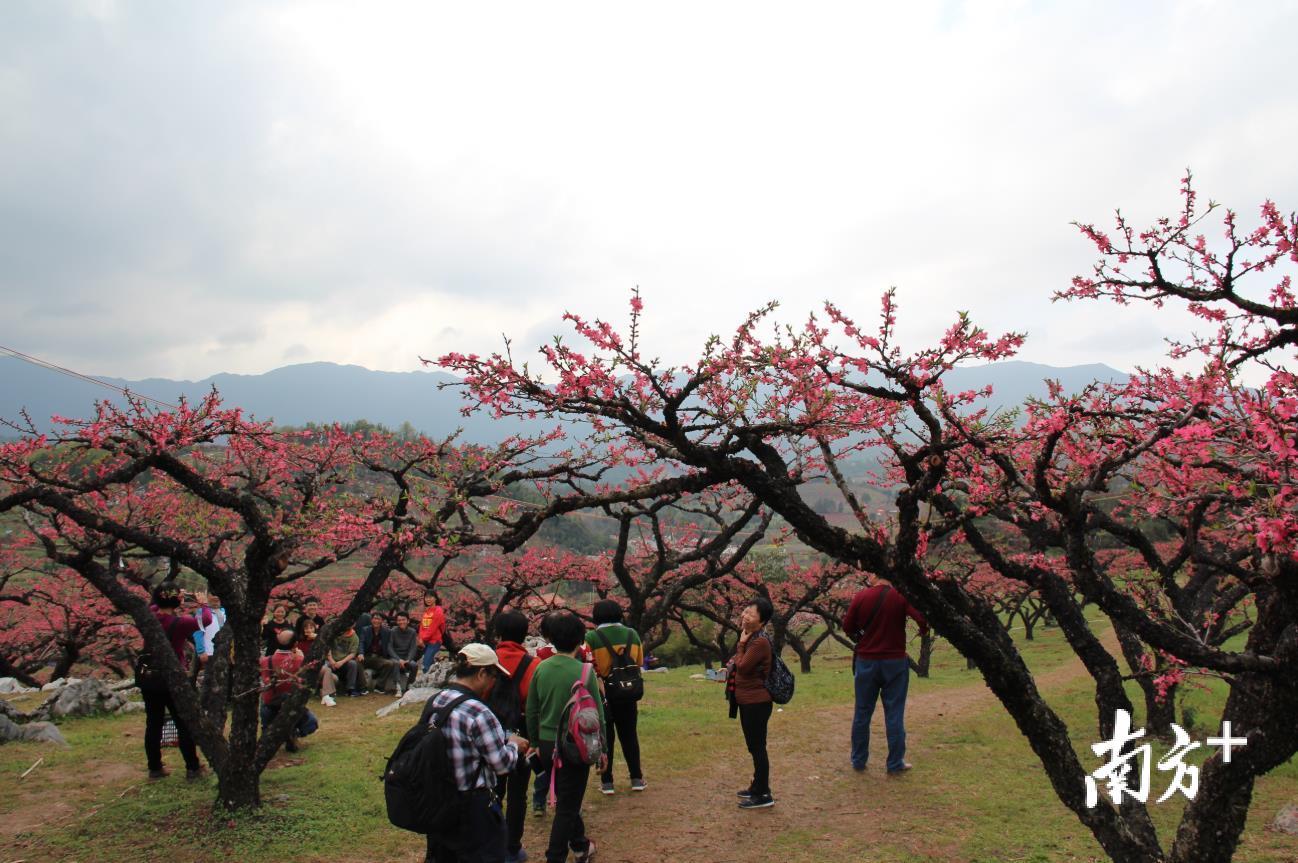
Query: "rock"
0 698 32 722
108 678 139 692
0 677 38 694
117 700 146 714
36 678 128 720
376 686 440 718
1274 804 1298 835
41 678 66 692
689 673 707 680
414 661 455 690
0 713 69 746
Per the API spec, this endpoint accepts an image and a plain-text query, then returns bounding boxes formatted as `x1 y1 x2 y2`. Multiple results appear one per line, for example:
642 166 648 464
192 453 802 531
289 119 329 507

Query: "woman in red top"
418 591 447 672
728 596 775 809
295 618 319 658
143 584 212 780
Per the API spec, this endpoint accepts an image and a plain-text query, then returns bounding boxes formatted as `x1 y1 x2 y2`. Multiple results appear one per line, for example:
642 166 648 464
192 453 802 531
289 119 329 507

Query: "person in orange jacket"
418 590 447 673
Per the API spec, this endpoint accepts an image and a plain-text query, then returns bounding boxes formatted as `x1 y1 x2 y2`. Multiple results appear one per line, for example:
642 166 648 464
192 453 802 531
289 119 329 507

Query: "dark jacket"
359 624 390 658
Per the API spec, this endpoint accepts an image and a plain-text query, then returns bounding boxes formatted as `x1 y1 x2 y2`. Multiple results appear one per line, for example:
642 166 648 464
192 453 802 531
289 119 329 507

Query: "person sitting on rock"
321 624 362 703
386 610 421 696
359 611 400 696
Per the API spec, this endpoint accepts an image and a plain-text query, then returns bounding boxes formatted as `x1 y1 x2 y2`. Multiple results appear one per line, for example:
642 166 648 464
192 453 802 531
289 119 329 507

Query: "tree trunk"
0 654 41 687
1021 609 1036 641
50 646 80 682
216 761 262 811
215 613 266 810
1167 592 1298 863
909 629 934 678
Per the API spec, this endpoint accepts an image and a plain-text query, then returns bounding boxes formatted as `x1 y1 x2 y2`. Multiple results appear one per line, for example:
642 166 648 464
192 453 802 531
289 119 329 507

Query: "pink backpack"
556 662 604 767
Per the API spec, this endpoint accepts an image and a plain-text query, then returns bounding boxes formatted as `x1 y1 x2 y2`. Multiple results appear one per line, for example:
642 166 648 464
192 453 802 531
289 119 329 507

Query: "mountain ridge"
1 357 1129 442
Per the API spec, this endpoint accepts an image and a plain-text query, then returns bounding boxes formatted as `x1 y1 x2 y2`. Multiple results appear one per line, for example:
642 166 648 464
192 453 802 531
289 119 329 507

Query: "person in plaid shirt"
421 643 531 863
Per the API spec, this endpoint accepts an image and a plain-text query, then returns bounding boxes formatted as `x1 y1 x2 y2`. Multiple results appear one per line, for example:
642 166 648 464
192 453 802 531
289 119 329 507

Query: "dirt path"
559 651 1099 863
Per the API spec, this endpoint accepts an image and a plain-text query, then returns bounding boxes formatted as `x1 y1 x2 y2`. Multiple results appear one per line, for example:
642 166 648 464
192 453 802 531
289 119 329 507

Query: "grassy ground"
2 623 1296 863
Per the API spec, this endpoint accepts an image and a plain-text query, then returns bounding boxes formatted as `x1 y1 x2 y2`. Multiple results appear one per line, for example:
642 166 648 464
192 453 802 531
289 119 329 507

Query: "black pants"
739 701 772 796
601 697 642 783
540 742 592 863
425 788 507 863
143 686 201 773
496 757 531 855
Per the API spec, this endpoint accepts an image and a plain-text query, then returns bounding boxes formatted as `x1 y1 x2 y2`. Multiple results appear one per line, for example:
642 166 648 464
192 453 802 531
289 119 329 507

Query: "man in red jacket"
843 582 928 774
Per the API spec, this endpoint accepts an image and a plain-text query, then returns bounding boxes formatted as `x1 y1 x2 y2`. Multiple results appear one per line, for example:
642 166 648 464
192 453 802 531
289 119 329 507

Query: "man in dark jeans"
359 611 400 695
843 583 929 774
584 599 645 794
526 612 605 863
141 584 212 780
492 610 540 863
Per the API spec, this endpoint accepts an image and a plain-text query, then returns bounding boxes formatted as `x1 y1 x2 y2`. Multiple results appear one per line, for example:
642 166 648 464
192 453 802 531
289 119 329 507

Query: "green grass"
2 621 1295 863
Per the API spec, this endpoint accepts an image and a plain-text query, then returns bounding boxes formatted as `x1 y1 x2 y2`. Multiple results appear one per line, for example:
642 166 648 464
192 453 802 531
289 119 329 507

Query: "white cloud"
1 0 1295 380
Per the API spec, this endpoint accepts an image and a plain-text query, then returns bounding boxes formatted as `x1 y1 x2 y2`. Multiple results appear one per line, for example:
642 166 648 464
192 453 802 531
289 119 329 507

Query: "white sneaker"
395 687 404 698
321 694 336 707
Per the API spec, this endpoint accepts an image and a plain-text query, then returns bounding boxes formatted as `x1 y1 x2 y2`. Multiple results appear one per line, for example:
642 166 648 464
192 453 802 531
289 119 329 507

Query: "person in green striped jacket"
585 599 646 795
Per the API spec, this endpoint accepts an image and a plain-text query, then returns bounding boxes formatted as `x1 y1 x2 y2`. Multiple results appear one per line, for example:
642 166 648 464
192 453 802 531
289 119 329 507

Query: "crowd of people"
140 581 929 863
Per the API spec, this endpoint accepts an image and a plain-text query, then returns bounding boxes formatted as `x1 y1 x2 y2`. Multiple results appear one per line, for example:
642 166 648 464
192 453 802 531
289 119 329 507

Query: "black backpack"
760 634 796 705
382 691 475 835
594 629 644 703
486 654 534 733
133 618 179 694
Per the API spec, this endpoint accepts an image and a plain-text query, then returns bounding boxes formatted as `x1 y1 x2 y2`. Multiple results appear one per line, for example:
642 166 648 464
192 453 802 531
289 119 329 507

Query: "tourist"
192 591 226 665
526 611 605 863
359 610 400 695
728 596 775 809
492 610 540 863
386 610 422 695
141 584 211 780
530 614 591 814
322 624 363 702
296 595 325 635
295 618 320 659
261 602 295 656
259 628 318 753
418 591 447 673
421 644 529 863
843 582 928 774
585 599 645 795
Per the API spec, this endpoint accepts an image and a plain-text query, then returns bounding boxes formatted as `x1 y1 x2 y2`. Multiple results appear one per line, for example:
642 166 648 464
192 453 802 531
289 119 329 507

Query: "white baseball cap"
457 643 510 675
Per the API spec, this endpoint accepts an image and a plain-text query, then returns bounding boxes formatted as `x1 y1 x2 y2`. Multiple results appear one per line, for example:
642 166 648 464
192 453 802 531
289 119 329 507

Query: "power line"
0 343 178 411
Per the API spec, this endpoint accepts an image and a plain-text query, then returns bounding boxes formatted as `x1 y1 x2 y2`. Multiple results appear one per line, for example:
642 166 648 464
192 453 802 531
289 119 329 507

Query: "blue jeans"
850 657 910 771
420 641 442 673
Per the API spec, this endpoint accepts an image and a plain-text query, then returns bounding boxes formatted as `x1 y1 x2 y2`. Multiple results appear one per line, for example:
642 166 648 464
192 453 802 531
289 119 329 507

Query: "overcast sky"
2 0 1296 382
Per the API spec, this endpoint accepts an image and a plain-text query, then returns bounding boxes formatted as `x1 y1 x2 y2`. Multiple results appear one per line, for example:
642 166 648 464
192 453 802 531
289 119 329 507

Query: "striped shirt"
425 686 519 791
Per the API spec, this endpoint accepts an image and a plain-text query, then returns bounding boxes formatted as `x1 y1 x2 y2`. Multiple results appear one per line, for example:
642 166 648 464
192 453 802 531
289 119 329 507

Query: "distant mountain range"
0 358 1128 442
